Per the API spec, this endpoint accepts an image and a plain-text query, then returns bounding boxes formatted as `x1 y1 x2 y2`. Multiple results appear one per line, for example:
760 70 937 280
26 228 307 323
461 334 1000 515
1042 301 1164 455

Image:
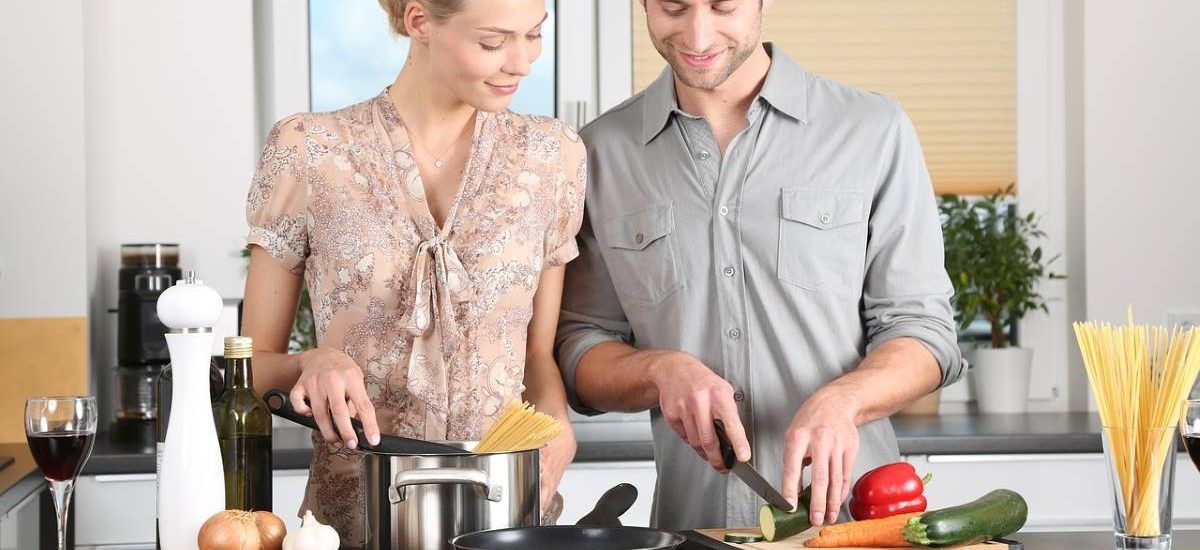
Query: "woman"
241 0 583 543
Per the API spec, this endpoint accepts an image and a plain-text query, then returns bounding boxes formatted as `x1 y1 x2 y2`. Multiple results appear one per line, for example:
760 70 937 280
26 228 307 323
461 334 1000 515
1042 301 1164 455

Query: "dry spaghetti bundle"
473 400 563 453
1075 309 1200 537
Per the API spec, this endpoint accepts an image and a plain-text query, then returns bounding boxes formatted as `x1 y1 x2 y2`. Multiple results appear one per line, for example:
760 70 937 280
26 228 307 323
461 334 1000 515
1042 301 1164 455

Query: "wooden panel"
0 317 88 443
693 527 1007 550
632 0 1016 196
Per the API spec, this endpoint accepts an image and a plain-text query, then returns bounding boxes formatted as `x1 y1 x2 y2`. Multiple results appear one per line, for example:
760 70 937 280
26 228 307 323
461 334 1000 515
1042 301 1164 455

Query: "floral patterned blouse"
246 90 586 545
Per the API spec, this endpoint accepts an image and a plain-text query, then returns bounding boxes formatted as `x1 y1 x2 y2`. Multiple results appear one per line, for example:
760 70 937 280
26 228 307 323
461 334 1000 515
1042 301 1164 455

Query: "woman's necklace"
404 114 475 170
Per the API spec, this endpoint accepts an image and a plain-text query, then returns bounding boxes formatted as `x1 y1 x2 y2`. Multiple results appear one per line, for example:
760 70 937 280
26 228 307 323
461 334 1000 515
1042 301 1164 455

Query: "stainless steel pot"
365 442 540 550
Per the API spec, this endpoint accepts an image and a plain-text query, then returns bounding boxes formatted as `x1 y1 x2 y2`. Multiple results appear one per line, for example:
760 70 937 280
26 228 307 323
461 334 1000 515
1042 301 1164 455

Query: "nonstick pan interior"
450 525 685 550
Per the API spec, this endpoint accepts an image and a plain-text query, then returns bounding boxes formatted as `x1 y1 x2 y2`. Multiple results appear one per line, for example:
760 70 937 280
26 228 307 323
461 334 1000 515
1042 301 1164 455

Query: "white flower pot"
972 347 1033 414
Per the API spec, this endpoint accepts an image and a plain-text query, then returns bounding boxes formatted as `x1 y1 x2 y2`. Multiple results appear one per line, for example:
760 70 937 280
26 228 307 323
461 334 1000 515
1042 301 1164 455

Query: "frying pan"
263 389 470 455
450 483 685 550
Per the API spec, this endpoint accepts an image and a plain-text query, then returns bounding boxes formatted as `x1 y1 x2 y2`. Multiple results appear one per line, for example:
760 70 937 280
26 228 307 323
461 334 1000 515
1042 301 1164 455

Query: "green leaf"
938 186 1060 349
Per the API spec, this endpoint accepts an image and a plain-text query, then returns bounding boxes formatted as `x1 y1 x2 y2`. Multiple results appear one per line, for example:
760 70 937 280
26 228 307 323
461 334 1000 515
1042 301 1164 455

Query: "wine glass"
25 396 98 550
1180 400 1200 472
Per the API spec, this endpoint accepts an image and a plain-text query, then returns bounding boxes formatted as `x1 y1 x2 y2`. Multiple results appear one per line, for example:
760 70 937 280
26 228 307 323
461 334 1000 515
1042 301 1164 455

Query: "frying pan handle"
263 388 370 444
389 468 502 503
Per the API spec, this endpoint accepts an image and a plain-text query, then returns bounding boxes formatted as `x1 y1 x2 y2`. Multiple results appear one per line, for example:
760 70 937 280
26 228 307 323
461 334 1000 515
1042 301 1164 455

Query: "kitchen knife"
713 419 794 510
264 389 469 456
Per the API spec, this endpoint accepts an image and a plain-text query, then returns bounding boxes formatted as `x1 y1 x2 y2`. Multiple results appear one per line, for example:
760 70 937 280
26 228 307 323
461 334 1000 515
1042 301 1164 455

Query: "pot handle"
389 468 503 503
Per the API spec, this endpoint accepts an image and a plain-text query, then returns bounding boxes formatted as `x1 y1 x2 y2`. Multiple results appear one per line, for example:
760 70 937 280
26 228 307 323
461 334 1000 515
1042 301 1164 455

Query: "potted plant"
939 184 1057 413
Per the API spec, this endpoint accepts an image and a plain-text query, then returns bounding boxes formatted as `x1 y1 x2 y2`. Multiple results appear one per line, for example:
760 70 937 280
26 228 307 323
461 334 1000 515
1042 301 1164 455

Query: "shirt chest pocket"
603 203 683 307
777 188 868 291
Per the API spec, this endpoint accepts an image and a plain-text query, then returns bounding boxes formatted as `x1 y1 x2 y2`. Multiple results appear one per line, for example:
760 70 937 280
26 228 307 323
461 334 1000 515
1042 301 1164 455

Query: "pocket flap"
781 188 865 229
607 203 675 251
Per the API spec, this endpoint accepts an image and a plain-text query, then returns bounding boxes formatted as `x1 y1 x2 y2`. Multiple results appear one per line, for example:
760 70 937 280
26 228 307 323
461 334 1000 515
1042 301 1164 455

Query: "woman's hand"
538 425 576 517
290 347 381 449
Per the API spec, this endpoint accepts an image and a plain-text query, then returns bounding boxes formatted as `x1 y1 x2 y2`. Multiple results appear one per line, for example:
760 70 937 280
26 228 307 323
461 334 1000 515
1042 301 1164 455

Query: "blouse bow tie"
400 233 475 420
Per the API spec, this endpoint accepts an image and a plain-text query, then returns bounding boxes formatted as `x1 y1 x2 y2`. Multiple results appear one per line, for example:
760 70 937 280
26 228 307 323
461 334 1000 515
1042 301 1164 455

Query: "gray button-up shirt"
556 45 964 530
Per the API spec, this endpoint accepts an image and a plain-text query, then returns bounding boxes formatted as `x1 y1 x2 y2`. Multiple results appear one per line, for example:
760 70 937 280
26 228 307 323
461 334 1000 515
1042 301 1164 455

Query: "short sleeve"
246 115 310 274
544 125 587 267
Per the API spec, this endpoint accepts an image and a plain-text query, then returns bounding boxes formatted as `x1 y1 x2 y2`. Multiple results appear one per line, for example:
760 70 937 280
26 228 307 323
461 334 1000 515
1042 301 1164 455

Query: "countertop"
82 412 1106 476
681 530 1200 550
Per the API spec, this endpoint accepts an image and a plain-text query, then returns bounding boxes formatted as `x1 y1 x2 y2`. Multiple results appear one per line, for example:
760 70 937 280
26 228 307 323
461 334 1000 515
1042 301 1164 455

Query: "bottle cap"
224 336 253 359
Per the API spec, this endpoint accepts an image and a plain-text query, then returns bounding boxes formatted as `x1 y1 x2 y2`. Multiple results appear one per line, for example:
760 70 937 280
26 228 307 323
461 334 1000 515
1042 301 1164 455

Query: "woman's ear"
403 1 433 43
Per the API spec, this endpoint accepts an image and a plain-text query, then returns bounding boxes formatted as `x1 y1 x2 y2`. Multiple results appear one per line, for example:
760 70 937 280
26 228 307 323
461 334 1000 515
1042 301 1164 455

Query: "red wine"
27 430 95 481
1184 434 1200 470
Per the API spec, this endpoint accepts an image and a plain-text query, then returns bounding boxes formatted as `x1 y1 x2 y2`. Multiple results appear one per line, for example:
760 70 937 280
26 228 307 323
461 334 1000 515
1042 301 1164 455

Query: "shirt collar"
639 43 809 145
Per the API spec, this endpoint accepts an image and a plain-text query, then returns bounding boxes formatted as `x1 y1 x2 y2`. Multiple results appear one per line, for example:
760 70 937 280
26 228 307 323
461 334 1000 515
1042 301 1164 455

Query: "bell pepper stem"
921 472 933 486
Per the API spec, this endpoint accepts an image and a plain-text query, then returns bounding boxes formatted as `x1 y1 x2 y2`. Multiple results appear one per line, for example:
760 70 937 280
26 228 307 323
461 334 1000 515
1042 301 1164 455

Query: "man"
555 0 964 531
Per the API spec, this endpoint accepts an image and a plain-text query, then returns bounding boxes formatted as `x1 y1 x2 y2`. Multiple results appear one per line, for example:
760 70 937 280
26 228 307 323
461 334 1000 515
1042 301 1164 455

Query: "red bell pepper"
848 462 932 520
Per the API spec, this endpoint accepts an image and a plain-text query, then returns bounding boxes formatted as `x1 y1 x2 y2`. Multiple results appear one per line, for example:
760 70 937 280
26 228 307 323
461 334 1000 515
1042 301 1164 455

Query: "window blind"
631 0 1016 195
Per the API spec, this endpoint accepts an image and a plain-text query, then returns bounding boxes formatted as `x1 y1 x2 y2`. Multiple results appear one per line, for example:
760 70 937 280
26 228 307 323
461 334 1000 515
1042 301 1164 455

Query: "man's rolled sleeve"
555 208 634 415
862 101 965 388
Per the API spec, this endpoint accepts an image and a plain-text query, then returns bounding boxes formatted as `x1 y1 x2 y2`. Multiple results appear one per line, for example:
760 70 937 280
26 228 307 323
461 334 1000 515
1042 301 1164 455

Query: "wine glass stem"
49 478 74 550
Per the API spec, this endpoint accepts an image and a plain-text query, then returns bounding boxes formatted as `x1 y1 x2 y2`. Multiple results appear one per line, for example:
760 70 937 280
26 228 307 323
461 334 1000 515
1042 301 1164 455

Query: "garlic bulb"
282 510 340 550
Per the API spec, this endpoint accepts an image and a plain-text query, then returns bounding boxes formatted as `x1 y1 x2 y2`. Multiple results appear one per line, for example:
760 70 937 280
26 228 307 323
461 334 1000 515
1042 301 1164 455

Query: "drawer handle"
93 473 158 483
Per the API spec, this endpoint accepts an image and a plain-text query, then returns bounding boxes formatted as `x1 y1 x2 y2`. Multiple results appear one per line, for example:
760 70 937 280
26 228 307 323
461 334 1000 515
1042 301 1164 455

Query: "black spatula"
264 389 469 456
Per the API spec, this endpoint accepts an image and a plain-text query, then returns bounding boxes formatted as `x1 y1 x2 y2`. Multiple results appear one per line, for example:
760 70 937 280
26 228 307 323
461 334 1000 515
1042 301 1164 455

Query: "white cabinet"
905 453 1200 532
272 469 310 532
75 473 157 547
0 487 40 550
557 461 657 527
74 469 311 549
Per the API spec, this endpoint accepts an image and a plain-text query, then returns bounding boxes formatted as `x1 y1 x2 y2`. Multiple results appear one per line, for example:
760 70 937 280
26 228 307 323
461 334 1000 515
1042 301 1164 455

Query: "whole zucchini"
758 486 811 542
903 489 1027 547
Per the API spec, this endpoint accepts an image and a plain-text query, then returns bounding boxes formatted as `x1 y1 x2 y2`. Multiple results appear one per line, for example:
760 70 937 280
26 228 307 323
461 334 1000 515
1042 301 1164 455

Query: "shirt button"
733 390 745 402
820 212 832 225
728 328 741 340
722 266 736 277
698 150 712 161
719 206 729 216
635 233 644 244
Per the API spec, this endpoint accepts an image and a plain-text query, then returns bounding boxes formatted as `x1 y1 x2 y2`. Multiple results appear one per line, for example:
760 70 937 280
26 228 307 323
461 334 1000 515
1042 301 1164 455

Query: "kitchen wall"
3 0 1200 428
82 1 261 419
0 2 89 442
1081 1 1200 329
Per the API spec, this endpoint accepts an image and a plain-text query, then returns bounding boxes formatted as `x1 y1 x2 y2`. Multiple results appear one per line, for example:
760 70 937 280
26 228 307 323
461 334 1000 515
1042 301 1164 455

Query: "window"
308 0 557 115
631 0 1016 196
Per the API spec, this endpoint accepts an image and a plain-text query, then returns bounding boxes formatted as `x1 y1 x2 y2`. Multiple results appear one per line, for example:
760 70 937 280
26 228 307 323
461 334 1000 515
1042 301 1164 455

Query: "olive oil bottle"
214 336 272 511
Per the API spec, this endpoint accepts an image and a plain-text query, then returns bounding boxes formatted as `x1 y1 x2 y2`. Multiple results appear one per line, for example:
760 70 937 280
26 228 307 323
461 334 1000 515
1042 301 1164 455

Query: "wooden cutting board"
686 527 1012 550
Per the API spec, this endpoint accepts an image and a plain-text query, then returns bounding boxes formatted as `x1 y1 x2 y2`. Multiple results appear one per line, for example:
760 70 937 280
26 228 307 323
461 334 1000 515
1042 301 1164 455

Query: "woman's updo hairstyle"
378 0 467 37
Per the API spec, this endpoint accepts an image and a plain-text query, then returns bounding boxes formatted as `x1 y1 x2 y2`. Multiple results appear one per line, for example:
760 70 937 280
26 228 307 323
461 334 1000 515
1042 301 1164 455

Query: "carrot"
804 513 919 548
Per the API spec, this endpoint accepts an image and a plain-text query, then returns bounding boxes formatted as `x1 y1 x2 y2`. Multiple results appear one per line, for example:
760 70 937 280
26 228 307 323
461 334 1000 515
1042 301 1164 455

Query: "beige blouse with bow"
246 91 586 544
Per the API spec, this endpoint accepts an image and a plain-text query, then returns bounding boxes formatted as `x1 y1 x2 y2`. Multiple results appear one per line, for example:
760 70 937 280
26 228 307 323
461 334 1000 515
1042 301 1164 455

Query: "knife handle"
713 419 736 470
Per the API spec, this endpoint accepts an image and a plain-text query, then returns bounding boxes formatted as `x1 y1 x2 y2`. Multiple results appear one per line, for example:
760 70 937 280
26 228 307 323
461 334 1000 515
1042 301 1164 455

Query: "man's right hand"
650 352 751 471
290 347 381 450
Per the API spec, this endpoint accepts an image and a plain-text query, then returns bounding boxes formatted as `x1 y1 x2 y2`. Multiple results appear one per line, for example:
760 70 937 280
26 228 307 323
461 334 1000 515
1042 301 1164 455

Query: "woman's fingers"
347 381 381 446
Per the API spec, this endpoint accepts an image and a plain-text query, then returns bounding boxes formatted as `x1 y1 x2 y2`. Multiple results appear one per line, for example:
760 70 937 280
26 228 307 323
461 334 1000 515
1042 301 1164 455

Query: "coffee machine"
111 244 181 442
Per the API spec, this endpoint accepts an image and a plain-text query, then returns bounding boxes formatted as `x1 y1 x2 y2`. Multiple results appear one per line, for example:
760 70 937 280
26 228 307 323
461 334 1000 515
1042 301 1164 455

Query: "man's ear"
404 0 433 43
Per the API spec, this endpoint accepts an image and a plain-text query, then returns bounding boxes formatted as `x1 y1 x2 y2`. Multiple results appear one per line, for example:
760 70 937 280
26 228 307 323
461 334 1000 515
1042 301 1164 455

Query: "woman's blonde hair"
378 0 468 37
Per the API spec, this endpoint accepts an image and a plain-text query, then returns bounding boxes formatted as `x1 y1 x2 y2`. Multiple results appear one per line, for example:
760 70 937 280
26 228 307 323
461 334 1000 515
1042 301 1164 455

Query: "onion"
254 510 287 550
198 509 288 550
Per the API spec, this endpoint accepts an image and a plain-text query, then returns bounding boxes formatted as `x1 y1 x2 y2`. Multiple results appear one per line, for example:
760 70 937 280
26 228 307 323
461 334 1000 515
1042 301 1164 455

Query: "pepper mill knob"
156 269 223 331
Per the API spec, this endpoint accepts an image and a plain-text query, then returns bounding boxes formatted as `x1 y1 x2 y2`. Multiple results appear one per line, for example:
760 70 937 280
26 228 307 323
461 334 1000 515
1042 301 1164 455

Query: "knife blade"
713 419 794 511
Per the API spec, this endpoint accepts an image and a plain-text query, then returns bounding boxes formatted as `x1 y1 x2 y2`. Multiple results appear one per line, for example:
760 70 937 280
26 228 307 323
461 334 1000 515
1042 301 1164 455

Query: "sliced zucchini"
724 531 766 544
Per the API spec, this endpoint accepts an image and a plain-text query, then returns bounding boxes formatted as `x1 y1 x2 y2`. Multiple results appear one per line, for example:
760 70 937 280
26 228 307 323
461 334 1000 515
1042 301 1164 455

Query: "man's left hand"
780 390 860 527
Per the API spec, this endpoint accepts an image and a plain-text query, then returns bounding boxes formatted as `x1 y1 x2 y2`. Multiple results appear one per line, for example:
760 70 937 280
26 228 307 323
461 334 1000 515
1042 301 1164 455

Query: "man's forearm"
811 337 943 426
573 341 681 413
